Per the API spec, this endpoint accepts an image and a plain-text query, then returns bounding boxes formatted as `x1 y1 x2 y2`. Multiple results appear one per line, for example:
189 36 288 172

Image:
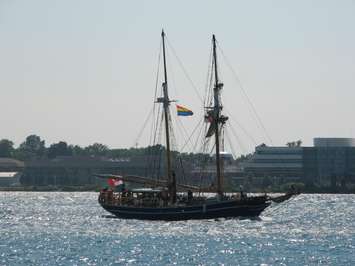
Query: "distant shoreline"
1 186 354 194
0 186 100 192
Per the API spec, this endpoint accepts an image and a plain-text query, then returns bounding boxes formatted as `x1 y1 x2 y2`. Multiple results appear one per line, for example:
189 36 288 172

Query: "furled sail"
205 110 228 138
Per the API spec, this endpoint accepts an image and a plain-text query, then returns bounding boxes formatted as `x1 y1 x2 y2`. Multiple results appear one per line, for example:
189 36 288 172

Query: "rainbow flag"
176 104 193 116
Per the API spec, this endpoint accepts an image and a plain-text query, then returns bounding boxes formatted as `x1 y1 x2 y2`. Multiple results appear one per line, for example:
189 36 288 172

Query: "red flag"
107 178 116 187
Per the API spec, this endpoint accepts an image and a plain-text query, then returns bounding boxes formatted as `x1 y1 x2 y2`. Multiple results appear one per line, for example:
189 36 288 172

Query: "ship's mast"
212 34 223 198
160 30 176 203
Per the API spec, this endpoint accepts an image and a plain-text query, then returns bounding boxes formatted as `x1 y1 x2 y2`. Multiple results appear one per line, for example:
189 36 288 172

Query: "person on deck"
240 185 246 199
187 190 193 203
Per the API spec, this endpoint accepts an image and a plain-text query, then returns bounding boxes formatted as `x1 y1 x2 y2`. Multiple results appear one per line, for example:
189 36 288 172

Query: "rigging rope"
226 121 248 154
168 111 178 152
224 108 258 146
174 115 193 152
144 39 162 179
166 37 204 104
133 106 154 147
152 113 164 178
224 129 238 158
149 39 162 148
166 47 179 101
147 112 162 179
180 117 204 153
203 44 214 108
216 43 273 145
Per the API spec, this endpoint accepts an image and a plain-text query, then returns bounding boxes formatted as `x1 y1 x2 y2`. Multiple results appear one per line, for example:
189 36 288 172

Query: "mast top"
161 29 165 37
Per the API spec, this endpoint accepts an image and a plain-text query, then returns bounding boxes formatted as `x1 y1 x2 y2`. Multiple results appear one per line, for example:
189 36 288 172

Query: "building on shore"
20 155 155 187
0 172 22 187
242 138 355 188
0 158 25 171
0 158 24 187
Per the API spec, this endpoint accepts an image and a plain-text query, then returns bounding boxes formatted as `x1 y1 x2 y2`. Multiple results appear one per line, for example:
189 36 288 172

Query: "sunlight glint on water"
1 192 354 265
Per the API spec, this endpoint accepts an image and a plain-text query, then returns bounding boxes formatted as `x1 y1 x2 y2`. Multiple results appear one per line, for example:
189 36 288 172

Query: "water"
0 193 354 265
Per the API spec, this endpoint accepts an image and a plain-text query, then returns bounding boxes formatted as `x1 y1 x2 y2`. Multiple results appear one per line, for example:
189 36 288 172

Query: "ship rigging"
97 30 270 220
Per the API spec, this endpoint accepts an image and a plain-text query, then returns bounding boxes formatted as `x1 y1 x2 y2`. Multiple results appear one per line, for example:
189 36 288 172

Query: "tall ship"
98 31 270 220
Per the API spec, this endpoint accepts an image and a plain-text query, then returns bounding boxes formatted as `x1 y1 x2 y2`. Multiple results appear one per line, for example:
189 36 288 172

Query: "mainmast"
212 34 226 198
159 30 176 203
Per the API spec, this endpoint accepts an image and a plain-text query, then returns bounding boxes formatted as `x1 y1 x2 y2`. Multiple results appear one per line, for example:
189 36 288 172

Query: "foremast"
212 34 228 198
157 30 176 204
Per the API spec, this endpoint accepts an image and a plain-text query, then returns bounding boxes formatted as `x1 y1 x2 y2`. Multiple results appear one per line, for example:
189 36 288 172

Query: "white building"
0 172 21 186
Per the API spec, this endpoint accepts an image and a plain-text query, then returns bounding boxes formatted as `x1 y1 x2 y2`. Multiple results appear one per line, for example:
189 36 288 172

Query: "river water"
0 192 354 265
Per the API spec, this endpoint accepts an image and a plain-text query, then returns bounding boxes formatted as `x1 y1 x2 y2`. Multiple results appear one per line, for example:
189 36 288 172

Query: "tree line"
0 135 218 163
0 135 168 161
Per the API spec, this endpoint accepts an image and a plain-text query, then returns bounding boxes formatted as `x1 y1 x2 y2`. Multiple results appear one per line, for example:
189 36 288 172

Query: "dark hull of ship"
99 198 270 221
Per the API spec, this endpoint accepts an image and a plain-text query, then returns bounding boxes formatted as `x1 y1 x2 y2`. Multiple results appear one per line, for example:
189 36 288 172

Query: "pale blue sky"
1 0 355 155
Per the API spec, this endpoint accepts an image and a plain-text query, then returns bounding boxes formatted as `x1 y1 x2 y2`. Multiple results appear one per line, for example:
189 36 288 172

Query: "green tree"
0 139 14 158
85 143 109 156
17 135 46 160
48 141 73 159
70 145 87 156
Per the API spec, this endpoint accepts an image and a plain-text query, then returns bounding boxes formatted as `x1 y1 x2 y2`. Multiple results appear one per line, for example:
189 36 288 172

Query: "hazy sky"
1 0 355 155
